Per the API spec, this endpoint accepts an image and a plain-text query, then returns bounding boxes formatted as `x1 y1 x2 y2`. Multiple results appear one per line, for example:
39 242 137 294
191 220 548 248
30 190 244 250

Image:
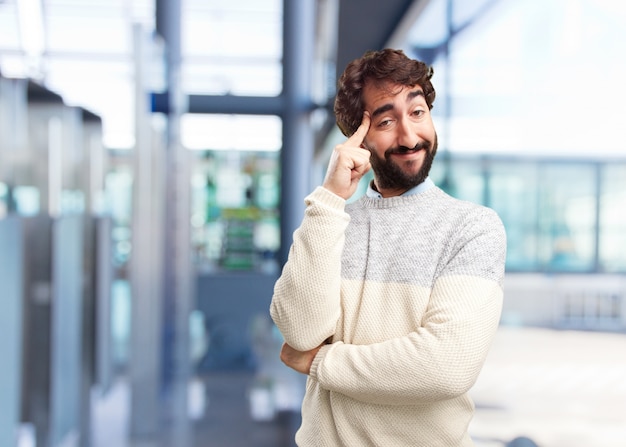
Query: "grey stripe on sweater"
342 187 506 288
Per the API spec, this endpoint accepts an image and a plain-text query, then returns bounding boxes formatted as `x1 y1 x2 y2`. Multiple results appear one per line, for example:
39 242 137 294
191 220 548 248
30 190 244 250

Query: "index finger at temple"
347 112 370 146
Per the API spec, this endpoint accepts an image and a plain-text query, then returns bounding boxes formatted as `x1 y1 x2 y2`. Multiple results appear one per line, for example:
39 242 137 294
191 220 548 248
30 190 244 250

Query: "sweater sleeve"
269 187 350 351
309 209 506 405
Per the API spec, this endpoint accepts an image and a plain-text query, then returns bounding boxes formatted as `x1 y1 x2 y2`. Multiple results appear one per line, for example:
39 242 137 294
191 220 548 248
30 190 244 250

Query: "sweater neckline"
356 186 443 209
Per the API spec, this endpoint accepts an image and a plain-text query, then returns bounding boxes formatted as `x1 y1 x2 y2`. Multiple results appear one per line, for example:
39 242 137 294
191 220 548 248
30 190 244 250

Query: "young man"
270 49 506 446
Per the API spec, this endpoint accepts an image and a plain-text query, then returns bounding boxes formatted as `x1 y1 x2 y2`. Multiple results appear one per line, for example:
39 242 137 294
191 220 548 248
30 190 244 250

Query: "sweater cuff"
309 343 334 379
305 186 346 211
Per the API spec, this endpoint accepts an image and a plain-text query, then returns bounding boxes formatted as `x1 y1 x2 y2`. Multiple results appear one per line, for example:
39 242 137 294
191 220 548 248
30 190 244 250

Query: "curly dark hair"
334 49 436 137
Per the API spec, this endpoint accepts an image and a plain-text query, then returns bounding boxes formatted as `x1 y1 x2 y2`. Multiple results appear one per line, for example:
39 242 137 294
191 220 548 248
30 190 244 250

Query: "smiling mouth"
387 140 430 156
390 147 423 156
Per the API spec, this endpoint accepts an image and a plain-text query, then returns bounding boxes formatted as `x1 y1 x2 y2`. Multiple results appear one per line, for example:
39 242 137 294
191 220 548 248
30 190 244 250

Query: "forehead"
362 81 424 108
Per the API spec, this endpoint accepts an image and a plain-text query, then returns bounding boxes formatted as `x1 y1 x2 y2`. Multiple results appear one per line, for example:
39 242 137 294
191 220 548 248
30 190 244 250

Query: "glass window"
433 157 609 274
181 114 281 152
182 61 282 97
105 163 134 269
405 0 626 159
599 164 626 272
536 163 597 272
181 0 282 97
488 161 539 271
191 150 280 273
435 156 485 204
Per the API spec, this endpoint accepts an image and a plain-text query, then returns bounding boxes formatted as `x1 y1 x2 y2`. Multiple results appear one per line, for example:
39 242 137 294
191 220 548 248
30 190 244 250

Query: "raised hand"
323 113 372 200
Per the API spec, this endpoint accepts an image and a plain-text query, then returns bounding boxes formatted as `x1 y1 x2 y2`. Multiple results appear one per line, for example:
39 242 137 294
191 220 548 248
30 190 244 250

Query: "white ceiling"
3 0 626 158
0 0 283 149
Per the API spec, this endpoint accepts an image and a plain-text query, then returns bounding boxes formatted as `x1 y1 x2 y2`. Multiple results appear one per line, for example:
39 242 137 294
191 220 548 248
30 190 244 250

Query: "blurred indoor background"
1 0 625 446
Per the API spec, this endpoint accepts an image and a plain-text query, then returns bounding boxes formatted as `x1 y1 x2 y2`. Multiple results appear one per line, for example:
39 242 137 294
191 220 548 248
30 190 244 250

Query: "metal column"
279 0 317 265
129 24 164 438
157 0 194 445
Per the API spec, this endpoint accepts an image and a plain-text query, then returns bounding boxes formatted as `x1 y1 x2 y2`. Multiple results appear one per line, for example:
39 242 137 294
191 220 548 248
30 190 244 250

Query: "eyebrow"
371 89 425 118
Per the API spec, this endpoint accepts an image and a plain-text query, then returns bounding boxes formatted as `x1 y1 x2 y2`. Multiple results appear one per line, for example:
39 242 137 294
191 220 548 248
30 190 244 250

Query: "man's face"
361 81 437 196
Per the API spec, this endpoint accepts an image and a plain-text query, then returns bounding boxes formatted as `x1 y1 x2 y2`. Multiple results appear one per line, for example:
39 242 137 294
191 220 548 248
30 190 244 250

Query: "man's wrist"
309 343 333 378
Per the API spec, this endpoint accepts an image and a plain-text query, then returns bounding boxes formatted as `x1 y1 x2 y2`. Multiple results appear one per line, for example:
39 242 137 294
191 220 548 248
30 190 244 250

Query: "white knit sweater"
270 185 506 446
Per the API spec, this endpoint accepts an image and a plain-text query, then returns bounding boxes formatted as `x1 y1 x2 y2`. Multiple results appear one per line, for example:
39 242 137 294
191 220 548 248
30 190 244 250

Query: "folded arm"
309 210 507 405
310 276 503 405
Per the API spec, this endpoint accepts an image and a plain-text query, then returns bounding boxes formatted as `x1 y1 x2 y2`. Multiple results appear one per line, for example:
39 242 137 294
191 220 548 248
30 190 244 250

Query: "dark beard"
369 134 438 191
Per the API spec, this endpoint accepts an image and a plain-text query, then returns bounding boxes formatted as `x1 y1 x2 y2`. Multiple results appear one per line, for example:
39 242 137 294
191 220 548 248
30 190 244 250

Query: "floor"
194 372 300 447
88 327 626 447
469 327 626 447
91 371 300 447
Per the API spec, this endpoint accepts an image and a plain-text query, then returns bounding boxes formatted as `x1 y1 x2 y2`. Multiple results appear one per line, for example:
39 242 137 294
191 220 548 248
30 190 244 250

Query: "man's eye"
379 119 392 127
412 110 424 117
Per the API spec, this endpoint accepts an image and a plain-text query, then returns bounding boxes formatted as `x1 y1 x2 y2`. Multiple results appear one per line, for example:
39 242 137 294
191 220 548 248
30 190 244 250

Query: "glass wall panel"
599 163 626 272
434 156 485 204
536 163 597 272
488 160 539 271
105 164 133 271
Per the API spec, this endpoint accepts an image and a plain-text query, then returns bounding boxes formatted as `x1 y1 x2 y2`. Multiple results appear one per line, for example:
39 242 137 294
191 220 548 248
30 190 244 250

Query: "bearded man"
270 48 506 447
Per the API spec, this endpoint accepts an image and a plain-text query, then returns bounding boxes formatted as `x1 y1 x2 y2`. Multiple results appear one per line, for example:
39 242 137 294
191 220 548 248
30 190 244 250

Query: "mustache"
385 140 431 156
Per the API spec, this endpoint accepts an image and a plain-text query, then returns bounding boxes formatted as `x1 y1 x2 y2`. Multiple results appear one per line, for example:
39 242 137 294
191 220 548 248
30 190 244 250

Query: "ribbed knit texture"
270 185 506 447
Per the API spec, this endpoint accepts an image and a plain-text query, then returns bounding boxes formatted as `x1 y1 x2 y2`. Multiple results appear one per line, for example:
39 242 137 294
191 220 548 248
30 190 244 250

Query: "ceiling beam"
335 0 417 83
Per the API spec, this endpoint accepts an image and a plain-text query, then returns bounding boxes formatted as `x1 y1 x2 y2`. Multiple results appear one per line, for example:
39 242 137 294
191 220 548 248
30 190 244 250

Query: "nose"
396 118 419 149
